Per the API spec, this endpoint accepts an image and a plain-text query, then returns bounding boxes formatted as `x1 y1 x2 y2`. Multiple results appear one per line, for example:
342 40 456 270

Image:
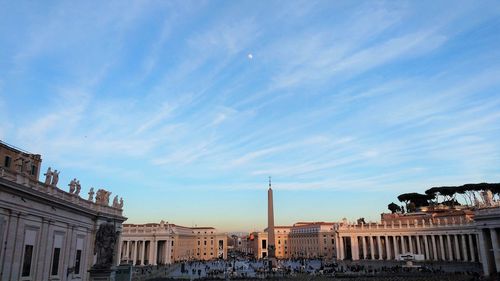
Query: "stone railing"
123 224 172 234
339 216 475 232
0 167 123 217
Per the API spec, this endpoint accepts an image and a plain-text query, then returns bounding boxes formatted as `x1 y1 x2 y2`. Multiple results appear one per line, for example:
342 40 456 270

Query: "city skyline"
1 1 500 232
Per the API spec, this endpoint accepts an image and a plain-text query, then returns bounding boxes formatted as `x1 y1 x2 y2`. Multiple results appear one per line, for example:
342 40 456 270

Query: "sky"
1 1 500 232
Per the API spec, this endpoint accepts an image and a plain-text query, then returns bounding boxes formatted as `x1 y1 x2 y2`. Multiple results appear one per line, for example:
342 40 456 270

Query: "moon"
247 53 253 59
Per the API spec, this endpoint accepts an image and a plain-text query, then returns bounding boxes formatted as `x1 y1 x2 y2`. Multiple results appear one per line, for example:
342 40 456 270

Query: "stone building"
335 204 500 276
245 223 337 260
0 140 126 281
289 222 337 259
120 221 227 265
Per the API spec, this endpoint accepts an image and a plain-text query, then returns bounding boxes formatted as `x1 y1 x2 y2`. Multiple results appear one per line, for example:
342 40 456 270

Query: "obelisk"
267 177 276 266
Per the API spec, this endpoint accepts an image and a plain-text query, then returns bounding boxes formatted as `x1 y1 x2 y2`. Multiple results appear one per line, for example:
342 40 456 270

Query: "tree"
425 186 457 204
426 183 500 206
388 202 401 214
397 193 433 212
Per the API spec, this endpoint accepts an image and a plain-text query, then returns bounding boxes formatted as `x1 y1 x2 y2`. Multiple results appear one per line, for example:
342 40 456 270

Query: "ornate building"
0 141 126 281
120 221 227 265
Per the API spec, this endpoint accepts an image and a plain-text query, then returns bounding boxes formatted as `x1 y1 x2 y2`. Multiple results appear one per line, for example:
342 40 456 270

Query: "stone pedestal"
88 267 116 281
115 264 132 281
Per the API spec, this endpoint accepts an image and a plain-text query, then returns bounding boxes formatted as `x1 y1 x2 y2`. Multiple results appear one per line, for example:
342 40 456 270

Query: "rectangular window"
21 245 33 277
74 250 82 274
31 165 36 175
4 156 11 168
51 234 63 276
51 248 61 275
262 240 267 249
204 241 207 246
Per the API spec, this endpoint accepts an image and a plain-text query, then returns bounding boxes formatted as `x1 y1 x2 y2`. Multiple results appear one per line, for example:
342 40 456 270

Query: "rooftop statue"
44 167 52 185
51 170 60 187
112 195 119 208
75 180 81 196
88 187 95 201
69 178 77 193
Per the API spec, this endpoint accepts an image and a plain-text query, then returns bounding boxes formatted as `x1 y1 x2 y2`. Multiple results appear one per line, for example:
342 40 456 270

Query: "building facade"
0 141 126 281
289 222 337 259
120 221 227 265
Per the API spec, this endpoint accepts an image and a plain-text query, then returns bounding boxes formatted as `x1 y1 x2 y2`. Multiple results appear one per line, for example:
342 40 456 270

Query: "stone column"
361 236 368 260
393 236 399 258
478 230 492 276
116 235 123 266
377 236 383 260
439 235 446 260
461 234 468 261
126 240 130 262
369 236 375 260
423 235 430 260
454 235 461 261
431 235 438 261
338 236 345 260
490 228 500 272
133 241 138 265
446 235 453 261
385 236 391 260
468 234 476 262
351 236 359 260
409 235 414 253
152 239 158 265
401 236 406 254
35 218 49 279
140 240 145 265
416 235 421 255
148 241 153 265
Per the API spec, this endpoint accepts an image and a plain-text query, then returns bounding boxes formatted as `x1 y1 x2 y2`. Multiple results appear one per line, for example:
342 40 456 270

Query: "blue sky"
1 1 500 232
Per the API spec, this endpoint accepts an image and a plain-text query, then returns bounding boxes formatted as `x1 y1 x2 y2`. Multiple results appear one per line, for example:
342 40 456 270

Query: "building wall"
121 223 227 265
0 142 126 281
289 222 337 259
274 227 290 258
0 141 42 181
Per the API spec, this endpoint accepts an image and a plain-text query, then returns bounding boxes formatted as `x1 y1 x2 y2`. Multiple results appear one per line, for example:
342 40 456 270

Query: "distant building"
289 222 337 259
121 221 227 264
0 140 126 281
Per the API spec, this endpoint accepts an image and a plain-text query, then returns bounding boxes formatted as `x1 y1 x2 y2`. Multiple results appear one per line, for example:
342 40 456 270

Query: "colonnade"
338 232 479 262
119 239 171 266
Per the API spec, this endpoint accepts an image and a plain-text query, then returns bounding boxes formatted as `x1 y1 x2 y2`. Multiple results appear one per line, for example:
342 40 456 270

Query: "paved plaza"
140 257 485 281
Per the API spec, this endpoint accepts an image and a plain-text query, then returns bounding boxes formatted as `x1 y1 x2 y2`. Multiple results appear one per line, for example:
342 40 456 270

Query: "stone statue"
357 218 366 225
75 180 81 196
44 167 52 185
68 178 76 193
119 197 124 209
93 223 118 270
105 191 112 205
88 187 95 201
95 189 102 203
482 189 494 206
51 170 60 186
112 196 118 208
94 189 112 206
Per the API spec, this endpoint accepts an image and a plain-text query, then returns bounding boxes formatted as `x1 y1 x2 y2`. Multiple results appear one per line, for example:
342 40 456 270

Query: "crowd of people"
141 256 490 281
